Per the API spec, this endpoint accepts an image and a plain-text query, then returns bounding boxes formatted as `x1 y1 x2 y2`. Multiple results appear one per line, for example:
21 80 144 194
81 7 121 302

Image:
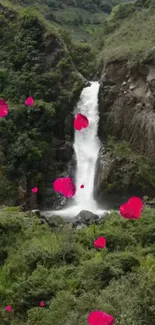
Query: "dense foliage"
10 0 119 12
0 206 155 324
0 3 84 206
4 0 132 40
96 0 155 63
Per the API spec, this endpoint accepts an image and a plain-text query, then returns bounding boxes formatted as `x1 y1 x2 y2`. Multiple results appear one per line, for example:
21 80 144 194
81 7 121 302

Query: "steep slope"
3 0 133 40
96 0 155 205
0 2 85 209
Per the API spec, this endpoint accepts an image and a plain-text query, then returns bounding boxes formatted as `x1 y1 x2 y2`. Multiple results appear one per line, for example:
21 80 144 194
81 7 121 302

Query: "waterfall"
73 81 101 210
43 81 106 218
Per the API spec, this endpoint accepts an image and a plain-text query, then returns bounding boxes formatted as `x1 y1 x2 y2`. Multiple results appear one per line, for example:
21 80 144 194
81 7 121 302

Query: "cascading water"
44 81 106 218
73 81 101 211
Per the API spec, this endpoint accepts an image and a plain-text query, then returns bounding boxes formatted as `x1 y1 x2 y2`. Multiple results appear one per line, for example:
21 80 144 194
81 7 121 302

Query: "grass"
99 7 155 63
1 206 155 324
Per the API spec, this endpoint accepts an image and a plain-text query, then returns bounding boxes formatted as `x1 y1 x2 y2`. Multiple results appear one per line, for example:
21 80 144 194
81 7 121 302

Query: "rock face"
97 59 155 204
94 146 145 209
72 210 99 226
39 140 75 210
98 59 155 156
40 211 100 228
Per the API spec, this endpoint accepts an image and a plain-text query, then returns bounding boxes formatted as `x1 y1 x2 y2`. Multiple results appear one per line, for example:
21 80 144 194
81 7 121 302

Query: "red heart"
25 97 34 106
53 177 76 198
0 99 8 117
40 301 45 307
120 196 143 219
31 187 38 193
94 236 106 249
80 184 84 188
128 196 143 209
53 178 66 193
88 310 114 325
74 113 89 130
5 305 12 312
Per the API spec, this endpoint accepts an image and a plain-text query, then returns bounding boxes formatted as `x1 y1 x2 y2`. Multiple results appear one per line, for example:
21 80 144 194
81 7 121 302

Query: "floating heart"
53 177 76 198
120 196 143 219
5 305 12 312
94 236 106 249
128 196 143 209
40 301 45 307
0 99 8 117
74 113 89 130
88 310 114 325
31 187 38 193
53 178 66 194
25 97 34 106
80 184 84 188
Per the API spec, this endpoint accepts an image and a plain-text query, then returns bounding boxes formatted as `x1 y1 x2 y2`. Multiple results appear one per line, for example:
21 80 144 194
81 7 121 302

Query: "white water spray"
43 81 106 218
73 81 101 210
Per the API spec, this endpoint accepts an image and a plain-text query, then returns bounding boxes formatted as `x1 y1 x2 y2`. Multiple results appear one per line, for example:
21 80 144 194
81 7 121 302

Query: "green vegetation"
96 0 155 64
0 206 155 324
102 137 155 195
0 3 85 206
60 30 98 78
3 0 132 41
0 0 154 206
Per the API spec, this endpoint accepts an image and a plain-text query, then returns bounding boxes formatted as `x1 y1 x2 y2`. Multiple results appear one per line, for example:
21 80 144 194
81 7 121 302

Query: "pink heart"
25 97 34 106
31 187 38 193
74 113 89 130
120 196 143 219
5 305 12 312
0 99 8 117
80 184 84 188
53 177 76 198
128 196 143 209
40 301 45 307
94 236 106 249
88 310 115 325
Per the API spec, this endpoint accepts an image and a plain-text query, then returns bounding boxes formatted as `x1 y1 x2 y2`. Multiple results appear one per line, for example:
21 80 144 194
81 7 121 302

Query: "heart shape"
0 99 8 117
74 113 89 130
53 177 76 198
31 187 38 193
25 96 34 106
80 184 84 188
88 310 114 325
119 196 143 219
94 236 106 249
40 301 45 307
5 305 12 312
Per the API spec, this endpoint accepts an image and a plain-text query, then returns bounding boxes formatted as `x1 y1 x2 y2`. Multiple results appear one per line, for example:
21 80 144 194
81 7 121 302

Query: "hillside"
96 0 155 204
0 0 154 209
96 0 155 61
0 2 88 209
1 206 155 324
3 0 133 40
0 1 155 324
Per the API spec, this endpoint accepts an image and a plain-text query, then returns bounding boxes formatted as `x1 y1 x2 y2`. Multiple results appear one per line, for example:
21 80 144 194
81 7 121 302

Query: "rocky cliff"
99 59 155 155
97 58 155 205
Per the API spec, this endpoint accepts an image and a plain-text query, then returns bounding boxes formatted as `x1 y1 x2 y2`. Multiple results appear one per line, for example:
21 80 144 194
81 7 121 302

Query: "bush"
0 207 155 324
